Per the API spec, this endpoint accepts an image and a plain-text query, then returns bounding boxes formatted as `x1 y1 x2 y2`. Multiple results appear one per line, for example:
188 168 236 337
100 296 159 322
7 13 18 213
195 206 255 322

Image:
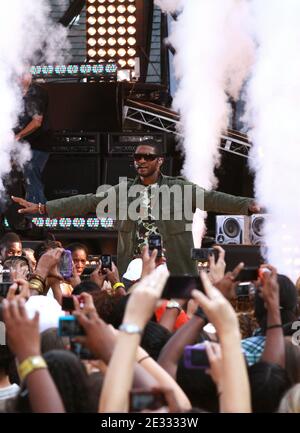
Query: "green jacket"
46 174 252 276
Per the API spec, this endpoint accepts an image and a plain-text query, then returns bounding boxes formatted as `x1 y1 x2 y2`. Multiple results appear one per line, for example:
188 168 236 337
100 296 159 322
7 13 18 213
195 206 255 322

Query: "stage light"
87 5 96 14
88 17 96 25
73 218 86 229
108 48 116 57
107 16 117 24
87 218 100 229
59 218 72 229
108 37 117 46
88 27 97 36
98 49 106 57
117 26 126 35
98 5 106 14
127 58 135 67
117 16 126 25
107 5 116 14
88 37 97 47
100 217 114 228
55 65 67 74
98 27 107 35
118 48 126 57
118 37 126 46
45 218 58 228
117 69 132 81
127 15 136 24
32 218 44 228
127 5 136 13
88 49 97 58
128 37 136 46
98 37 107 46
127 26 136 35
117 5 126 13
98 17 106 25
108 26 116 35
92 64 105 73
118 59 126 67
86 0 138 70
127 47 136 57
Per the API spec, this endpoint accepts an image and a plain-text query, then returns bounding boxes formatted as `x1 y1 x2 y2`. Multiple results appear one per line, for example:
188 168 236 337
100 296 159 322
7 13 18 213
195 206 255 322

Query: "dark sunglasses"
133 153 160 161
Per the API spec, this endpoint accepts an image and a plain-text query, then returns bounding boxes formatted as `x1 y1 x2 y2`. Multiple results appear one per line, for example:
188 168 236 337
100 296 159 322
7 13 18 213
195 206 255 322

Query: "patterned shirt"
241 336 266 366
134 183 161 255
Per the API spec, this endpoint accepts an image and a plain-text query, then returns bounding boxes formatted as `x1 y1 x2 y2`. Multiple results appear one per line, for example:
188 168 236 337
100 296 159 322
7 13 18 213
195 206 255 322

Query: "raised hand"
192 271 239 338
7 278 31 301
258 265 280 309
208 246 226 285
205 341 223 391
123 265 169 329
11 196 41 215
215 262 244 300
2 298 40 362
74 309 116 364
35 248 64 280
141 245 158 279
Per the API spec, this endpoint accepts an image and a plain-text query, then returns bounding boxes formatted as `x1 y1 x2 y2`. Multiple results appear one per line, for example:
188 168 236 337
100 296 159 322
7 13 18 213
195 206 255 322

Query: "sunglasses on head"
133 153 161 161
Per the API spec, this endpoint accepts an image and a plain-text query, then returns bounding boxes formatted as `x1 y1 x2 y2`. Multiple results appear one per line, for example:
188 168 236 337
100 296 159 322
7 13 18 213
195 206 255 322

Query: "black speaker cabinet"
43 154 101 200
102 157 174 186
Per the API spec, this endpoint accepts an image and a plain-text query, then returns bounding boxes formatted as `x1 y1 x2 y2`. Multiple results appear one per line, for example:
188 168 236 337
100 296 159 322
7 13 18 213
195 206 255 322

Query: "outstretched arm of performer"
11 192 101 218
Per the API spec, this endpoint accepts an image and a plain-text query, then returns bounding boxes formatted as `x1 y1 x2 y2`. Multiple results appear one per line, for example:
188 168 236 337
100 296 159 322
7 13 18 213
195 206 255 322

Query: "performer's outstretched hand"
248 201 262 213
11 196 41 214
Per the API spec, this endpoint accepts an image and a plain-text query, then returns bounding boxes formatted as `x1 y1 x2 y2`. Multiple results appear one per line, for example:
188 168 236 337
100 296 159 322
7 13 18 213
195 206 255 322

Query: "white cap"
25 296 63 333
122 258 143 281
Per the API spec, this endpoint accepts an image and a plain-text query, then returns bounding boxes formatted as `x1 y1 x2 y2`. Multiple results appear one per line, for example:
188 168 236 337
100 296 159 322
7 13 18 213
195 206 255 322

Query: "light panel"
86 0 137 70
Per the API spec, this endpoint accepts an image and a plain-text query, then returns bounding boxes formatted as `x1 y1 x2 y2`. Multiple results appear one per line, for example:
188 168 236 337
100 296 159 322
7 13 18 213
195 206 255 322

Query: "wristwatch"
166 300 182 312
18 356 47 382
119 323 143 335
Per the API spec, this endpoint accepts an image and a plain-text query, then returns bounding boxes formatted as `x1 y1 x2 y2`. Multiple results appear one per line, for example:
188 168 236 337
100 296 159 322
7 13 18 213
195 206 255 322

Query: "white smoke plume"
246 0 300 282
156 0 254 244
0 0 69 195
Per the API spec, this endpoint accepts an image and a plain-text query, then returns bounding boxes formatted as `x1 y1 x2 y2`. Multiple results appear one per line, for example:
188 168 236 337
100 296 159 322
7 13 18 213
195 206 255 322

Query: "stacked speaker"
43 131 175 201
216 214 267 246
43 132 101 201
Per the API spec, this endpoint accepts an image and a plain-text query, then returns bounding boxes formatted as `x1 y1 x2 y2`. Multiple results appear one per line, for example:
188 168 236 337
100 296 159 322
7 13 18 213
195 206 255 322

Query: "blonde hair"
278 384 300 413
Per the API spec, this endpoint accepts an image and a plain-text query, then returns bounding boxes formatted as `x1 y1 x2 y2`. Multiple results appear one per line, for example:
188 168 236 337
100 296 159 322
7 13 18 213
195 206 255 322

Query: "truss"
124 99 252 159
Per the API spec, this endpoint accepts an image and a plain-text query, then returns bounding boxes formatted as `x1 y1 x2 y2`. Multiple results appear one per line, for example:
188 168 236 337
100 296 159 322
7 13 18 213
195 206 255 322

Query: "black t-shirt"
15 83 51 150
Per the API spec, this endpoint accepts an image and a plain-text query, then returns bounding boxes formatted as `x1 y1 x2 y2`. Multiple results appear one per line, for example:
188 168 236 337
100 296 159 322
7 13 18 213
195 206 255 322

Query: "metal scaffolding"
124 99 251 159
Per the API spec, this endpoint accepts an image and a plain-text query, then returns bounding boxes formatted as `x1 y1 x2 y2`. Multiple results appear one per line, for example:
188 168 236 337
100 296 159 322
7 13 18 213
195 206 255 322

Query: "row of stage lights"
30 62 118 79
4 217 115 230
87 0 137 69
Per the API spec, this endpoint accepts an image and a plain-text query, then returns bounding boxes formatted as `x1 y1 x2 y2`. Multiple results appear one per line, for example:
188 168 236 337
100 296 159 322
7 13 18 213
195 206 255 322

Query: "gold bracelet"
31 274 46 285
29 279 44 294
18 356 47 382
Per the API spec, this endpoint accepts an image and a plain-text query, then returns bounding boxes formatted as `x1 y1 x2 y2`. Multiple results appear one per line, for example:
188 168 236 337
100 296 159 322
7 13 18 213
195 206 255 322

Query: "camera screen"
190 348 209 367
161 276 203 299
149 236 161 248
235 267 259 282
62 296 75 312
59 317 85 337
101 255 112 270
130 392 165 412
191 248 218 262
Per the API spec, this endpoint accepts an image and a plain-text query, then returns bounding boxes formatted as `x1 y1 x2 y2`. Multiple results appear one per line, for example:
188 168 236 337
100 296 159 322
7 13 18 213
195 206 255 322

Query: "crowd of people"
0 229 299 414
